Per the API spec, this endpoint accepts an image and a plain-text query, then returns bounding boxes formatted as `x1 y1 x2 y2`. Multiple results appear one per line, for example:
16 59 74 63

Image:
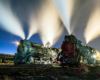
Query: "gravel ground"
0 64 100 80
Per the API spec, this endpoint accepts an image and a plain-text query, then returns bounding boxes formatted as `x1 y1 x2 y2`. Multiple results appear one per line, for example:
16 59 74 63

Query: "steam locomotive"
55 34 100 66
13 40 60 65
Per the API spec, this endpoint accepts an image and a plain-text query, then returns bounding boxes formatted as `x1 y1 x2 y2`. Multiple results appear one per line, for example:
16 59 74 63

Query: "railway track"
0 63 100 69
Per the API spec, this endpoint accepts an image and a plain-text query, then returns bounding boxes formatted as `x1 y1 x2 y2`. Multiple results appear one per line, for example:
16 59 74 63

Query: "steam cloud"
53 0 75 34
37 0 63 47
27 15 38 40
84 5 100 44
0 0 25 39
0 0 63 47
27 0 63 47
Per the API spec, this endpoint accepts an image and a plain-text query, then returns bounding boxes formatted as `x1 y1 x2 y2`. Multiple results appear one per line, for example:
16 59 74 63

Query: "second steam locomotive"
55 34 100 66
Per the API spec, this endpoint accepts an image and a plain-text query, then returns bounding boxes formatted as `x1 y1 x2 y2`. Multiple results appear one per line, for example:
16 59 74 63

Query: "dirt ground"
0 64 100 80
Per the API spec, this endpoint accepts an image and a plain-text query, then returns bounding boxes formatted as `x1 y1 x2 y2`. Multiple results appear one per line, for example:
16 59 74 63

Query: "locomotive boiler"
80 45 97 64
55 34 100 66
13 40 60 65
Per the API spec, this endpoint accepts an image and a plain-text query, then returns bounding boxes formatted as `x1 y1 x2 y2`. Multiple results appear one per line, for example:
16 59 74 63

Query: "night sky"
0 0 100 54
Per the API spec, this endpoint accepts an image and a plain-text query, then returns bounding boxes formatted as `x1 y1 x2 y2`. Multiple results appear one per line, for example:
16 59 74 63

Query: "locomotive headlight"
17 42 20 45
93 55 96 58
12 41 20 45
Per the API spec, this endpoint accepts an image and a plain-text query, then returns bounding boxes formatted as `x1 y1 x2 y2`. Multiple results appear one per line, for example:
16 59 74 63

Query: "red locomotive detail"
61 41 74 54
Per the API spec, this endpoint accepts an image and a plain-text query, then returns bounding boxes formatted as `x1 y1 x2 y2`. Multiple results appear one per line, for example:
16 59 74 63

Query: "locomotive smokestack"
24 39 28 40
45 42 51 48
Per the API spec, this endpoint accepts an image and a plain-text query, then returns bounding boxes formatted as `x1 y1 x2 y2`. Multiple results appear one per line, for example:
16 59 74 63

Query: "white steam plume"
38 0 63 47
53 0 75 34
84 5 100 44
27 15 38 40
0 1 25 39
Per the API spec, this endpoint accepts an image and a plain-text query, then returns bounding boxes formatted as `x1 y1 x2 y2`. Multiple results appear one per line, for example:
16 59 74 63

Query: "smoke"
84 4 100 44
37 0 63 47
53 0 75 34
27 14 38 40
0 0 25 39
0 0 63 47
70 0 90 34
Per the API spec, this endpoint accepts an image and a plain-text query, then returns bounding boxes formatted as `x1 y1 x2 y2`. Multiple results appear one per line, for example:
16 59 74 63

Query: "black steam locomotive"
13 40 60 65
